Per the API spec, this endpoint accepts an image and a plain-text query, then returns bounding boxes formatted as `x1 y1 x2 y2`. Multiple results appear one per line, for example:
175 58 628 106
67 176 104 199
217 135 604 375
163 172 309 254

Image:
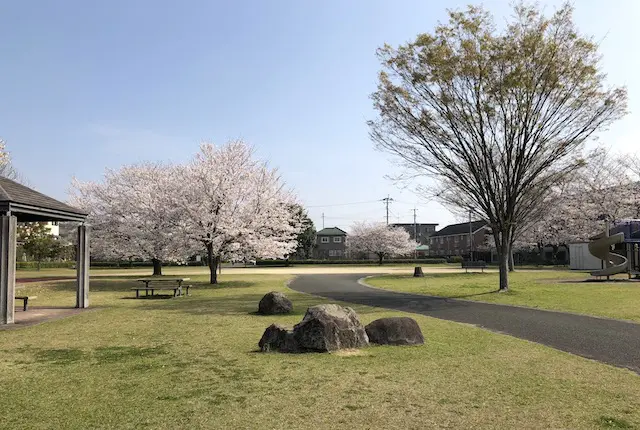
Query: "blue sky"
2 1 638 231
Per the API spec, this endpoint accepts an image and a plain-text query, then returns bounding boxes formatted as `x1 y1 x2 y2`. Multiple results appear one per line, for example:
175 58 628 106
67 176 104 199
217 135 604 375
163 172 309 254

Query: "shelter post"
0 215 17 324
76 224 89 308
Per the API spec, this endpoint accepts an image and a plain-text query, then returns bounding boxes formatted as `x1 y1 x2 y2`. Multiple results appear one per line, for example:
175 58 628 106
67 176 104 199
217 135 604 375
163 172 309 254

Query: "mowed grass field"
367 270 640 322
1 269 639 429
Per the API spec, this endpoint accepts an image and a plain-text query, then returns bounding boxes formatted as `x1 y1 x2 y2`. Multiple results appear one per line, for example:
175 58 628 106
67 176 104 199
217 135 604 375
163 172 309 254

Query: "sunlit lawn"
1 271 639 429
366 270 640 322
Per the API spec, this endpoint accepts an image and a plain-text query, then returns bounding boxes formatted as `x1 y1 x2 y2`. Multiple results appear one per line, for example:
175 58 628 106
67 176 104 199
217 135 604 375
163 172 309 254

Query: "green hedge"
89 261 206 269
16 261 75 270
256 258 448 267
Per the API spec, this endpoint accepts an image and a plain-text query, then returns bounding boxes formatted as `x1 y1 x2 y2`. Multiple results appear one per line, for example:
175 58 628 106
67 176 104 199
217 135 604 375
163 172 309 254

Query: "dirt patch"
0 307 93 330
331 349 370 357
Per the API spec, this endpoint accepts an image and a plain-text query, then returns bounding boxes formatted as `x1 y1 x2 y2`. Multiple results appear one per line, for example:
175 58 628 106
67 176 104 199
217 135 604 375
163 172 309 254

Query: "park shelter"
0 177 89 324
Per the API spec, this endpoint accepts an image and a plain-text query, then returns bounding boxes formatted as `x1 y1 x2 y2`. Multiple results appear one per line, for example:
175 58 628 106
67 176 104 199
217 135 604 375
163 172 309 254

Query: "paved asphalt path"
289 273 640 373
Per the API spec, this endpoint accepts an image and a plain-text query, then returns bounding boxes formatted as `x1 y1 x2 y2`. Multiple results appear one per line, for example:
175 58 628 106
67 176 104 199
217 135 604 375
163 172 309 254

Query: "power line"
306 200 381 208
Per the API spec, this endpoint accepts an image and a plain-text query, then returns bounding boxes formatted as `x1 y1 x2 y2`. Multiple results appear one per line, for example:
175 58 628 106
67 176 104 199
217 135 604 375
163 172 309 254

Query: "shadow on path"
289 273 640 374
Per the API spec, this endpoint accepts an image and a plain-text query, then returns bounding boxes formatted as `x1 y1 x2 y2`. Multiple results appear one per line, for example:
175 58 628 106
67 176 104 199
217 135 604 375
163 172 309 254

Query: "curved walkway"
289 273 640 374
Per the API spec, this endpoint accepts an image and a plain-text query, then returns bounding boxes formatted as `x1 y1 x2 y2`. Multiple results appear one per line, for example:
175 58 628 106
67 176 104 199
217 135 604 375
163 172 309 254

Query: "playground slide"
588 232 628 277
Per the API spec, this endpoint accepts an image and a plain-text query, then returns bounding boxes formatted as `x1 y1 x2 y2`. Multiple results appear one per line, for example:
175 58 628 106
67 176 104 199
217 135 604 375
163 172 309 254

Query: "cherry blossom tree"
171 141 302 284
348 222 415 265
519 148 638 260
70 162 192 275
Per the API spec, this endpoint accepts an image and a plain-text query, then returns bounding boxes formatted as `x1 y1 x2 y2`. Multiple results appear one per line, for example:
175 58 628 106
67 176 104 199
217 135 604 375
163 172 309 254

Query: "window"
333 236 342 243
440 237 444 244
321 237 329 243
328 250 336 257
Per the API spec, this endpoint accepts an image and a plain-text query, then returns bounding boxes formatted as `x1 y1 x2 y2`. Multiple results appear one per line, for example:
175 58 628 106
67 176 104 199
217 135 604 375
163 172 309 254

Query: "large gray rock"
292 304 369 352
365 317 424 346
258 324 290 352
258 291 293 315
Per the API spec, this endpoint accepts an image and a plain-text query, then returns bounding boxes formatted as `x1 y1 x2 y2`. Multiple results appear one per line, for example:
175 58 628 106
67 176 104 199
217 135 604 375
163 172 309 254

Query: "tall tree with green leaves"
369 2 627 291
292 205 316 259
18 223 60 270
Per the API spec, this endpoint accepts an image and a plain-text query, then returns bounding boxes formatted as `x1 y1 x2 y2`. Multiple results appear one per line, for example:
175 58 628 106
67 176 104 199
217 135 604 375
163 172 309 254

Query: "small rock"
258 291 293 315
292 304 369 352
365 317 424 346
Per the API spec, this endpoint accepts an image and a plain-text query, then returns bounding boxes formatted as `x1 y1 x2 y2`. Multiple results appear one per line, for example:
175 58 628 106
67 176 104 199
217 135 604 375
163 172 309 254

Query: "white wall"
569 242 603 270
44 222 60 236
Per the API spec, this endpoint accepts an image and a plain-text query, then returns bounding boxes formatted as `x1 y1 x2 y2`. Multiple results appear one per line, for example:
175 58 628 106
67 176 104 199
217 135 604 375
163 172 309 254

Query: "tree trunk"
497 231 509 291
218 258 222 275
508 248 515 272
152 258 162 276
378 254 384 265
499 251 509 291
37 259 41 271
206 244 219 284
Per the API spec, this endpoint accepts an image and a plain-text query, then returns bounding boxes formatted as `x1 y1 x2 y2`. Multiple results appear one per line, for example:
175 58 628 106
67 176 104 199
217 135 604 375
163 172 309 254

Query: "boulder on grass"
292 304 369 352
258 324 290 352
258 291 293 315
365 317 424 346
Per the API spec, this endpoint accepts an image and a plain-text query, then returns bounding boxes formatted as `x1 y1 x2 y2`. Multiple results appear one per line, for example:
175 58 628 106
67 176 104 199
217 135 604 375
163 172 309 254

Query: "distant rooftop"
430 221 488 237
0 177 87 222
317 227 347 236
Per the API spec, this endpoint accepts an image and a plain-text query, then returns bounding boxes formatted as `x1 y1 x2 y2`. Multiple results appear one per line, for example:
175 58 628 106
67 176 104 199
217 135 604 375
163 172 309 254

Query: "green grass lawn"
366 270 640 322
2 271 640 429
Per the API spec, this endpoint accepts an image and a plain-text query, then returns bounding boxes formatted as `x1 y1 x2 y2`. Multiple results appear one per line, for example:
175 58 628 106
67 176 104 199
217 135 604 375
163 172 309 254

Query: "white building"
45 221 60 236
568 242 602 270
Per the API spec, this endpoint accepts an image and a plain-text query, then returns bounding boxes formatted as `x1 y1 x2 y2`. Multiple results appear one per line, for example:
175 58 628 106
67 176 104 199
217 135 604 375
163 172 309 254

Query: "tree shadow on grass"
441 290 502 299
137 290 393 319
43 279 263 294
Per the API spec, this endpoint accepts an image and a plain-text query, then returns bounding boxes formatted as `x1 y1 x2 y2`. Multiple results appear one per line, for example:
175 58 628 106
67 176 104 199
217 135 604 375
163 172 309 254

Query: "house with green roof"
314 227 347 259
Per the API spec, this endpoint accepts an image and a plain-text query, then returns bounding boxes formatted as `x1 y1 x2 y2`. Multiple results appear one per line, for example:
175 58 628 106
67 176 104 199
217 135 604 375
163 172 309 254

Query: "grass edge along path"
365 270 640 323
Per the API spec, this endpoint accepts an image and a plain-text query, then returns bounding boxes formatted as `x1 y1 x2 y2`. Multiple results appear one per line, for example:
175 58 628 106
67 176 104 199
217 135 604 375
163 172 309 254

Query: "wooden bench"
132 278 192 298
131 286 183 298
15 296 37 311
461 260 487 273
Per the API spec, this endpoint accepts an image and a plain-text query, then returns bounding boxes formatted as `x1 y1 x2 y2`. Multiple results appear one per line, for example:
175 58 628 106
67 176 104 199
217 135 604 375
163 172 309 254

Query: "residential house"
391 223 438 245
314 227 347 259
429 221 490 258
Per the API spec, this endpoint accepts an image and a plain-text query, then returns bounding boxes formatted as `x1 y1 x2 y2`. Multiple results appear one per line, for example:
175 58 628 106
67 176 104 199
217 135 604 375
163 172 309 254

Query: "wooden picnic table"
132 278 192 298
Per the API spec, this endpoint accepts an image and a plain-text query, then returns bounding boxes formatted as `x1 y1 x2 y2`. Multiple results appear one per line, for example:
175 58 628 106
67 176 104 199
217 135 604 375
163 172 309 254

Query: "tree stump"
413 266 424 277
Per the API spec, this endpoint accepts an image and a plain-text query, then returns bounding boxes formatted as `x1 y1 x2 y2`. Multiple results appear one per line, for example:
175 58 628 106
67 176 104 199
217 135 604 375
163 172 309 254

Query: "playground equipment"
588 231 628 277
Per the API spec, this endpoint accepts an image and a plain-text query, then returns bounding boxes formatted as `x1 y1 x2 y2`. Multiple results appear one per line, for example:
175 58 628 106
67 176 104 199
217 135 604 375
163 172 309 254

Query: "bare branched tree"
369 3 627 290
0 139 21 181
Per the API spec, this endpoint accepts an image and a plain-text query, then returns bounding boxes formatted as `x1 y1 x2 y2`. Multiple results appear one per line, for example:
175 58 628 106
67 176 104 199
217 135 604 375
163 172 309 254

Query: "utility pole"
382 195 394 225
468 208 473 262
322 213 325 229
412 208 418 259
412 208 418 243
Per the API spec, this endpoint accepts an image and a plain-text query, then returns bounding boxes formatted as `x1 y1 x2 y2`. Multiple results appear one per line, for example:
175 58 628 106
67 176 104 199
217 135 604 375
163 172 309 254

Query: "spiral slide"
588 232 628 277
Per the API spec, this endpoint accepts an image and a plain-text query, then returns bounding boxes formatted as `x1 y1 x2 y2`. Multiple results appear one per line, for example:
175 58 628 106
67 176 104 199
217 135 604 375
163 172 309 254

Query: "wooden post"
0 215 17 324
76 224 89 308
